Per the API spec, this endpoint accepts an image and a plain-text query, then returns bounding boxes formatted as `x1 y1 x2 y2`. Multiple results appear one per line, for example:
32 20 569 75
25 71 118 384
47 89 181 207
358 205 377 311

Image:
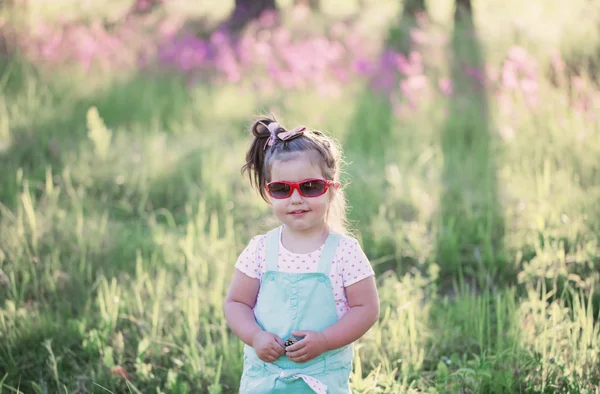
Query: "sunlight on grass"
1 0 600 392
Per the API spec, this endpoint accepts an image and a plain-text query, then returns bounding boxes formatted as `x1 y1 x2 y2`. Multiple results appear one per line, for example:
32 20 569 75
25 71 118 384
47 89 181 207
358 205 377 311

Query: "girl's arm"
321 275 379 349
223 270 263 346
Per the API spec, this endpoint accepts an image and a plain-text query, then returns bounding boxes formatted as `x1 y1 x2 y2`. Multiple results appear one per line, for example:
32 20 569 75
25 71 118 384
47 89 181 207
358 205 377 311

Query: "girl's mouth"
289 210 309 216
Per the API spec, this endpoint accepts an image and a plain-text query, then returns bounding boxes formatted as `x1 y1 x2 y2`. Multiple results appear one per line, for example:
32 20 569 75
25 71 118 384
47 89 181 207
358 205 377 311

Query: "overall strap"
317 232 340 276
265 227 281 272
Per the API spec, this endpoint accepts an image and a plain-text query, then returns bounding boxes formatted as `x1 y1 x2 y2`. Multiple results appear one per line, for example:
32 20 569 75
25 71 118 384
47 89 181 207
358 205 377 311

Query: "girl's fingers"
274 336 285 348
271 338 284 350
291 353 310 363
287 348 307 359
268 348 281 360
274 344 285 355
286 340 306 352
291 330 308 338
262 354 273 363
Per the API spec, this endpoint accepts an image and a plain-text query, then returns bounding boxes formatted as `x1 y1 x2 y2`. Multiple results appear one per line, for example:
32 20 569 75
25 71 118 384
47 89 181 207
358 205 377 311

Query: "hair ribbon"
261 121 306 150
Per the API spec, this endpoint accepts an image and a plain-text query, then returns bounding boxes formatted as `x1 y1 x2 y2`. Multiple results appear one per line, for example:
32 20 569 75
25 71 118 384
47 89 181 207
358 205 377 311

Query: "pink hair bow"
261 121 306 150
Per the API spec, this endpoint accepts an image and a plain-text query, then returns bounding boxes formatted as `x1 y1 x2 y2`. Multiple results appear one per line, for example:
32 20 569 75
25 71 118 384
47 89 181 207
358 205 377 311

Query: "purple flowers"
500 46 539 106
17 19 156 72
438 78 453 96
8 12 597 118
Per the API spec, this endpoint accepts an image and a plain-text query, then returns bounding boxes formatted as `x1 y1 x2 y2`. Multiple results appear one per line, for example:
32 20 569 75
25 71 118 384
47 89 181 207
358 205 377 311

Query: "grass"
1 0 600 392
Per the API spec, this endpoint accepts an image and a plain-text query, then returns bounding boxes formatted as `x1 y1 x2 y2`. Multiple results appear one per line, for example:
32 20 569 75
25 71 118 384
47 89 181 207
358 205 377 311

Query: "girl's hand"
285 330 330 363
252 331 285 363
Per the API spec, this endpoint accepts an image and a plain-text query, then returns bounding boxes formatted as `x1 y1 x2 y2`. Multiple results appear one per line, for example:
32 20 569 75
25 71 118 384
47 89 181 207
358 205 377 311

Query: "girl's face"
269 153 333 235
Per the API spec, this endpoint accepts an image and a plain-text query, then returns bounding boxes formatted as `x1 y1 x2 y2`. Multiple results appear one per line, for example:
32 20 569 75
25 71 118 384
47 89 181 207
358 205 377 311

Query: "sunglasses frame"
266 178 339 199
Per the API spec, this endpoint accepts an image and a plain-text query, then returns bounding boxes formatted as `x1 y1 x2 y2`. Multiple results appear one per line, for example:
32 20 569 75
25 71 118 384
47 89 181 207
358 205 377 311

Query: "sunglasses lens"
299 180 326 197
268 183 291 198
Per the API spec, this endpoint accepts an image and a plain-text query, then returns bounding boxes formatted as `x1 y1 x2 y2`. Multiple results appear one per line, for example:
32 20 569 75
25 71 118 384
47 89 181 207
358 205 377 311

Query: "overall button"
318 277 326 283
290 288 298 295
290 299 298 306
268 274 276 281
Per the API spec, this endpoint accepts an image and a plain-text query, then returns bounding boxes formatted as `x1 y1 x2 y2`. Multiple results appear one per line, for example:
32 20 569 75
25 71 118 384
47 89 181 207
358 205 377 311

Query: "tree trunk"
0 0 16 57
454 0 472 22
385 0 426 55
402 0 425 16
227 0 277 32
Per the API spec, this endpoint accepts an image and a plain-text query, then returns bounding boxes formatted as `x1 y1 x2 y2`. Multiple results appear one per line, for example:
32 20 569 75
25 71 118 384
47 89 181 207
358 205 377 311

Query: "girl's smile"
289 209 309 216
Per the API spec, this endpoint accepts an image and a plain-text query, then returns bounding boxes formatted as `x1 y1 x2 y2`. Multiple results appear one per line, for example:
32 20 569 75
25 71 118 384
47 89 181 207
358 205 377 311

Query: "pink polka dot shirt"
235 230 375 319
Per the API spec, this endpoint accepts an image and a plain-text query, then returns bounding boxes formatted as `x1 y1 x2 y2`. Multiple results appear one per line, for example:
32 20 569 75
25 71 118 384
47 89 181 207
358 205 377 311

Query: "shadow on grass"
0 310 93 392
342 1 426 270
0 59 199 392
0 58 191 209
436 3 509 291
0 59 265 392
429 10 522 378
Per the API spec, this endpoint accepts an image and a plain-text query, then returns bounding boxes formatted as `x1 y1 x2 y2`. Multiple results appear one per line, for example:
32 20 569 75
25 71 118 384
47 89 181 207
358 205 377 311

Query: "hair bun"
267 122 282 135
252 118 285 139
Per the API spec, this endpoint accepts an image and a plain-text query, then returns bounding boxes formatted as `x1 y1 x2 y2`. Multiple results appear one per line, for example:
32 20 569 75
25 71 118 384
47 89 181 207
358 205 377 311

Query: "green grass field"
1 0 600 392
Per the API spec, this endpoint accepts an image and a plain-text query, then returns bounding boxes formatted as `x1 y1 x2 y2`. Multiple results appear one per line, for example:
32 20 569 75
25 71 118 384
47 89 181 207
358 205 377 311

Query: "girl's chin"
281 219 327 233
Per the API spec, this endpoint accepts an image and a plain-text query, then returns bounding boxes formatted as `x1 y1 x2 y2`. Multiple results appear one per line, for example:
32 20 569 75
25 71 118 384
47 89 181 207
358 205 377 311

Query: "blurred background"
0 0 599 392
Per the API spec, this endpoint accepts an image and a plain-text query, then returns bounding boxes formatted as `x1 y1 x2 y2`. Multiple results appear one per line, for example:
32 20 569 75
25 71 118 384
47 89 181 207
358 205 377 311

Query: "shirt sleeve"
339 236 375 287
234 235 266 279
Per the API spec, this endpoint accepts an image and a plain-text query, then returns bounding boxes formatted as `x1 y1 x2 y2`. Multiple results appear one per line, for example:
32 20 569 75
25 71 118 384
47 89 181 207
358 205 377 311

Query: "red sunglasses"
266 178 339 199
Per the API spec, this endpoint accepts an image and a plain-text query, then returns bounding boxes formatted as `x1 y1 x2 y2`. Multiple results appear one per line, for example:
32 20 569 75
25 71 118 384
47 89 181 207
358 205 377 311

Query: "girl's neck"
281 223 329 254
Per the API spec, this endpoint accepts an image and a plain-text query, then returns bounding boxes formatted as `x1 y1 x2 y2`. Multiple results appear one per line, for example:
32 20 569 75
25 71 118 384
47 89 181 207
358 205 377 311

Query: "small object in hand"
284 336 300 347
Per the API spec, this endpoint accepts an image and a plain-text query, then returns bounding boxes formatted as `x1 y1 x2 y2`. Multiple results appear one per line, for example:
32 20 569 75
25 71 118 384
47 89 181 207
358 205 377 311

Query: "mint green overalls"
239 227 354 393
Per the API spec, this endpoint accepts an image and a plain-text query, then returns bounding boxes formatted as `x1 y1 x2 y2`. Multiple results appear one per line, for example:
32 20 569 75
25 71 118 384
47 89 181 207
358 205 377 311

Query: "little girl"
224 117 380 394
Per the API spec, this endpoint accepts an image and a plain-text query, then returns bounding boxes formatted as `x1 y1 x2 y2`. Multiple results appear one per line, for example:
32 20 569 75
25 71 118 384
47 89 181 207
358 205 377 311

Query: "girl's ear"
328 183 339 201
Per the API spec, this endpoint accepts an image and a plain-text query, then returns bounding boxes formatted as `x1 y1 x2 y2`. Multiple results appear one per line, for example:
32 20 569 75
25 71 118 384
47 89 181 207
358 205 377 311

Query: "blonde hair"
241 116 349 234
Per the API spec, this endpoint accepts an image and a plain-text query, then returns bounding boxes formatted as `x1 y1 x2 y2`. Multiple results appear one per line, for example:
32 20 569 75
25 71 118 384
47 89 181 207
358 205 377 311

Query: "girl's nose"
290 188 303 202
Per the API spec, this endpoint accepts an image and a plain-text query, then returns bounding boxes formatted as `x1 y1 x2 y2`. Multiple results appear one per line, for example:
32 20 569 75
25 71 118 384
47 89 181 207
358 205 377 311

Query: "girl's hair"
242 116 349 234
